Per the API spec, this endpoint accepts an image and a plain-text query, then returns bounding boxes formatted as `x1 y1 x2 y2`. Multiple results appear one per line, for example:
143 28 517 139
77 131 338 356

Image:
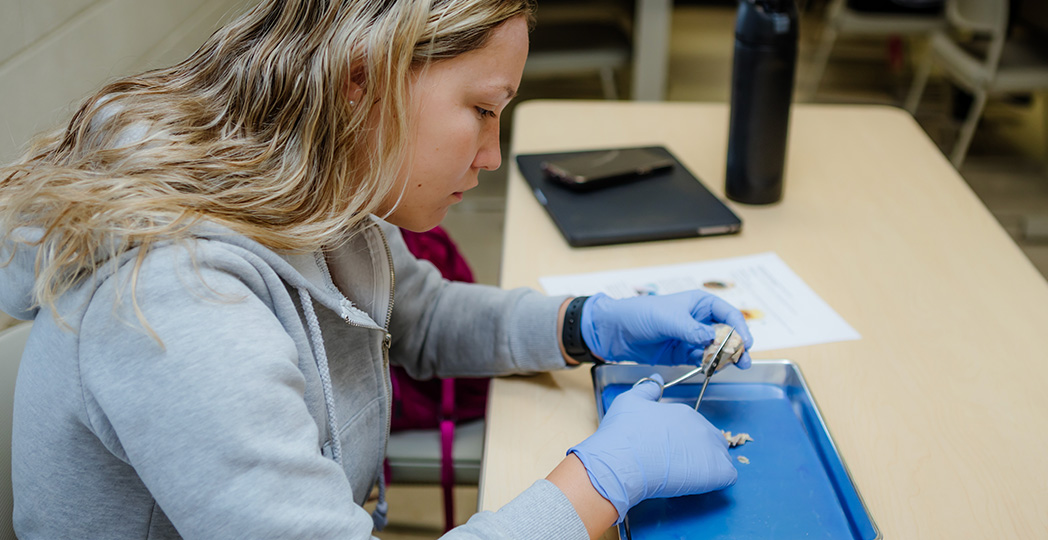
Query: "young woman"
0 1 754 538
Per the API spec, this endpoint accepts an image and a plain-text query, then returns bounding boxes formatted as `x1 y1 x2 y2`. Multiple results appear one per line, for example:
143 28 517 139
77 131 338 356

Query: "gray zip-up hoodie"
2 218 588 539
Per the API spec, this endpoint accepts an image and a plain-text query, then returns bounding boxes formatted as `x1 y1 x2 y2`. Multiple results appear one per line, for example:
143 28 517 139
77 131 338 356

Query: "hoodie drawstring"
297 287 344 466
297 287 389 530
372 475 389 530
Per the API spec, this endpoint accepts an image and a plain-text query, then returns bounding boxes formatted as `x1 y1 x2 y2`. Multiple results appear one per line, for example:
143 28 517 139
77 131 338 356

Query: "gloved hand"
580 290 754 366
568 374 737 522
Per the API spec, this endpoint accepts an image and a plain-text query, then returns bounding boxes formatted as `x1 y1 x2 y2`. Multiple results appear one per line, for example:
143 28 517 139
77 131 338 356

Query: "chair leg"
904 49 933 114
806 0 843 98
807 25 838 98
950 89 988 168
1041 93 1048 166
600 67 619 100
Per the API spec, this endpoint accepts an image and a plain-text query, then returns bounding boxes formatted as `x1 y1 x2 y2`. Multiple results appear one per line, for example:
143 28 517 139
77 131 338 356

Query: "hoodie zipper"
316 222 395 504
374 224 395 467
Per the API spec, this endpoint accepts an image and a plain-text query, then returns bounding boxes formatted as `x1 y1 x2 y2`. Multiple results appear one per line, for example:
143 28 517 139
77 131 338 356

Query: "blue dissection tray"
592 361 880 540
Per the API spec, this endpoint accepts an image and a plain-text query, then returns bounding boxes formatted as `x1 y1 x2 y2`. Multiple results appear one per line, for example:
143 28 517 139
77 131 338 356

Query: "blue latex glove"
580 290 754 366
568 374 737 522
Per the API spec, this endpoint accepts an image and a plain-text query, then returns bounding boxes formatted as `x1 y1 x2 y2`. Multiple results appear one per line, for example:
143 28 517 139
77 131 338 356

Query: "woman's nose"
473 123 502 171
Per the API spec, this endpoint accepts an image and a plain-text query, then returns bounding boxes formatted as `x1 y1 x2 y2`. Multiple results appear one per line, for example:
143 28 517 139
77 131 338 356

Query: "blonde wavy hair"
0 0 535 314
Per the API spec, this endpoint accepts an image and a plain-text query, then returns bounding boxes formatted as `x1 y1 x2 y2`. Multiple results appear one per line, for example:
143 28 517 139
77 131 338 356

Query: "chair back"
0 323 31 540
946 0 1010 73
947 0 1007 34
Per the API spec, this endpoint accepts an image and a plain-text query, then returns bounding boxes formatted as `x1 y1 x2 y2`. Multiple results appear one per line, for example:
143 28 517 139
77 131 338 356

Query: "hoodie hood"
0 222 382 329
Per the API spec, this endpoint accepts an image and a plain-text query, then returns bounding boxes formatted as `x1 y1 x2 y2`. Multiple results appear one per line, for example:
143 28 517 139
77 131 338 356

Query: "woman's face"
379 15 529 232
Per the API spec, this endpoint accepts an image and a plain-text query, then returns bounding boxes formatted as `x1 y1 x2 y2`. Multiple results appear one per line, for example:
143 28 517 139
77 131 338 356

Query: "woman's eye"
475 106 496 119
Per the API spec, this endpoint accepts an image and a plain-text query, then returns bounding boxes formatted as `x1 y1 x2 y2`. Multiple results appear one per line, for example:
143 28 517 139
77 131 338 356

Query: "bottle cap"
735 0 799 47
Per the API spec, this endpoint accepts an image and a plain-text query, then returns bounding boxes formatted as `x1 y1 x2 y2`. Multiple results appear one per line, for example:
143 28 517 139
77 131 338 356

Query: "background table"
478 101 1048 538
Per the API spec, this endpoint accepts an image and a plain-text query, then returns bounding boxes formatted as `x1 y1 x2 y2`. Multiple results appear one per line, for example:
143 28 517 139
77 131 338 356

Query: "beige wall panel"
0 0 96 64
141 0 257 70
0 0 251 162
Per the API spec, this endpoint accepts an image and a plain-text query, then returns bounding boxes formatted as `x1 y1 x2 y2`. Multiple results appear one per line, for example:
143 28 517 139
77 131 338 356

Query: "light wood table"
479 101 1048 538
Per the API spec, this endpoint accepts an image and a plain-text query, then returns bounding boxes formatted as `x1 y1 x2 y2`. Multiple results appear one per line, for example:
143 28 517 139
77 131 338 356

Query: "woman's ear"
345 79 364 106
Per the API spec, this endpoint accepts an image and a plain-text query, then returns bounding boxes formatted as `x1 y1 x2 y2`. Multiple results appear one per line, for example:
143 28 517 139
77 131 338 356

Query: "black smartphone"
540 147 675 191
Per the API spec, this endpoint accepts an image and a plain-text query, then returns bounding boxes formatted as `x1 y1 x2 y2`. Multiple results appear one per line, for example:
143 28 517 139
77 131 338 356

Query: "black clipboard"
516 146 742 247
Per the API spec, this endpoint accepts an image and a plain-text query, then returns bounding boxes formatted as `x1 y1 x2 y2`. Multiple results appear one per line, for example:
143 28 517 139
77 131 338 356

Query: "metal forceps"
631 326 735 411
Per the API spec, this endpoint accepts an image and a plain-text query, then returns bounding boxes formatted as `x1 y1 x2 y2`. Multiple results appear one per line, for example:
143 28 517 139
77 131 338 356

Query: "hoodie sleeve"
77 241 377 539
442 480 589 540
382 222 571 380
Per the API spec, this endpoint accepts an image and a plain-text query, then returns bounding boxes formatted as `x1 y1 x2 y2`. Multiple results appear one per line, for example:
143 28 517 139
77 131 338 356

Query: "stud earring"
349 100 356 106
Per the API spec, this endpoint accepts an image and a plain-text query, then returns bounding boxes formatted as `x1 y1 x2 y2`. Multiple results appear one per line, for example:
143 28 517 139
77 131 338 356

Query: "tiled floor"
394 3 1048 537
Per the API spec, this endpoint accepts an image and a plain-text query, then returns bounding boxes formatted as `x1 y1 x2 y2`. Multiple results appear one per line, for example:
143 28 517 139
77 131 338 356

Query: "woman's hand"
566 374 738 523
580 291 754 367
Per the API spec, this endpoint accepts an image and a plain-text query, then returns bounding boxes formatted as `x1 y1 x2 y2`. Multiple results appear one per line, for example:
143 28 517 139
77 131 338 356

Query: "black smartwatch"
561 296 603 364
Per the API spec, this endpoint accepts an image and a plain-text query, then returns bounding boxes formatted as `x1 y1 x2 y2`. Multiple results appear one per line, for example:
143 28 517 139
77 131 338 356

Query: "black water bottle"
726 0 798 205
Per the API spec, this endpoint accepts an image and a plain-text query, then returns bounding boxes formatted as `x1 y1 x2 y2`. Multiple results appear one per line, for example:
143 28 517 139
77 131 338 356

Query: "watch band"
562 296 603 364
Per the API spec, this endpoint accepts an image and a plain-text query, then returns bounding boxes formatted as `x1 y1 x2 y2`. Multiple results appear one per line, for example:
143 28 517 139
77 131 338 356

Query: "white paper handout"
540 252 860 352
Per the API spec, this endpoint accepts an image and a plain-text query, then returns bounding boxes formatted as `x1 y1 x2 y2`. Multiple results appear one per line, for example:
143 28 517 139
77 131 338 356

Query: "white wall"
0 0 255 329
0 0 256 164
